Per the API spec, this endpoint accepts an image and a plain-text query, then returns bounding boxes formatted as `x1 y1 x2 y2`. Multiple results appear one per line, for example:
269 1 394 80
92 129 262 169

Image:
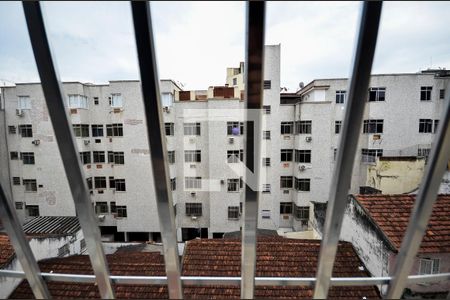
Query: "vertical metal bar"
386 98 450 298
22 2 115 298
0 184 51 299
130 2 183 299
241 1 265 299
313 2 382 299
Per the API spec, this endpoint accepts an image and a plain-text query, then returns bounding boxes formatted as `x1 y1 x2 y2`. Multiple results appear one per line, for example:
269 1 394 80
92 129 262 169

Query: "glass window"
111 93 123 107
295 178 310 191
95 202 108 214
295 150 311 163
106 123 123 137
419 119 433 133
93 151 105 163
227 178 240 192
116 206 127 218
262 157 271 166
73 124 90 137
26 205 40 217
295 120 312 134
161 93 174 107
227 121 242 135
281 149 293 162
227 150 241 163
18 96 32 109
363 119 384 134
68 95 88 109
368 87 386 102
115 179 126 192
361 149 383 163
185 177 202 189
439 89 445 99
184 122 201 135
10 151 19 160
335 121 342 134
335 90 346 104
263 105 271 114
185 150 201 162
165 123 174 136
23 179 37 192
91 124 104 137
263 80 271 89
186 203 202 216
280 176 293 189
94 177 107 189
228 206 240 220
420 86 432 101
262 184 271 193
280 121 294 134
294 205 310 220
20 152 35 165
168 151 175 164
18 124 33 137
263 130 271 140
280 202 293 214
171 178 176 191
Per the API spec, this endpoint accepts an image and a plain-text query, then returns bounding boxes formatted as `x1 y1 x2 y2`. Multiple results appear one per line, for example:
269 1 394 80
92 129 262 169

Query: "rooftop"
353 194 450 254
22 216 81 237
9 237 380 299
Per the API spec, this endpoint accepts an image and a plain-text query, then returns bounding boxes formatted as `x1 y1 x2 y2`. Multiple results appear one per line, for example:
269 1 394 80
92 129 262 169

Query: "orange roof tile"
0 234 15 268
354 194 450 254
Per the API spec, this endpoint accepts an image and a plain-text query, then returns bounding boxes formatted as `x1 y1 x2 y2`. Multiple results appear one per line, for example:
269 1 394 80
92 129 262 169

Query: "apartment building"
1 44 448 241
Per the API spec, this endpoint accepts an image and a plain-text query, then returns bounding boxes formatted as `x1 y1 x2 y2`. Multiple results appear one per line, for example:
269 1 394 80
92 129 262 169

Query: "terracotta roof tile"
0 234 15 268
354 194 450 254
9 238 380 299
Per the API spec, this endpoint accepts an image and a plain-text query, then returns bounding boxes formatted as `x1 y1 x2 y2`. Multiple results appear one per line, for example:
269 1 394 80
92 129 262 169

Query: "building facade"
1 45 448 241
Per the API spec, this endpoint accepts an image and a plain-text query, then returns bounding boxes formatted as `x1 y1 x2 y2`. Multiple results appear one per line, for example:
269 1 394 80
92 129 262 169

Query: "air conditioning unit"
113 108 122 113
190 192 196 197
299 165 306 171
229 137 234 144
163 106 170 113
305 136 312 142
16 109 24 117
190 164 196 168
84 140 90 145
32 139 40 146
283 190 289 194
191 216 197 220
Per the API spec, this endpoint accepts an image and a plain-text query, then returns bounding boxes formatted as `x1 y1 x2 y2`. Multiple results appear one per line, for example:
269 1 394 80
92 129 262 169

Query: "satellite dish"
299 82 304 89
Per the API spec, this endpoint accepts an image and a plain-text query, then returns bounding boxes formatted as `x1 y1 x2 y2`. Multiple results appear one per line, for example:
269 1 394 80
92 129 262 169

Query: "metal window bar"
242 1 265 299
313 2 382 299
0 184 50 299
386 88 450 298
0 1 445 299
22 2 115 298
130 2 182 299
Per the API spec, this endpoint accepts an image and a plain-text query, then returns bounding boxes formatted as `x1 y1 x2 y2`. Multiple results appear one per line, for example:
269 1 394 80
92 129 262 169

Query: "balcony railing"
0 1 449 300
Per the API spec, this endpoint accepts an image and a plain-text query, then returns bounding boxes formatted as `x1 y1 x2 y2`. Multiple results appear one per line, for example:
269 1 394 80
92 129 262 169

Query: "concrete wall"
366 157 425 194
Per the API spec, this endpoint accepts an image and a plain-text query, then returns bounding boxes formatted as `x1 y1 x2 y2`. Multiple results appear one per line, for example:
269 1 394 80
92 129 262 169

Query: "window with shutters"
281 149 293 162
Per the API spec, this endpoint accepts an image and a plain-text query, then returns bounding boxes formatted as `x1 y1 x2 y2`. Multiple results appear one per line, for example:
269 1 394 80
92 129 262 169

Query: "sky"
0 1 449 91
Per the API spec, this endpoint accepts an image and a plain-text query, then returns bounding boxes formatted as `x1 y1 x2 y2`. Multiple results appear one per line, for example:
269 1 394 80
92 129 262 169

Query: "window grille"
0 2 448 300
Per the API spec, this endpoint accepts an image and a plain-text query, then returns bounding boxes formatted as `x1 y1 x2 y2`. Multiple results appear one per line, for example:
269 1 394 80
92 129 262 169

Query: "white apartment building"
1 44 448 241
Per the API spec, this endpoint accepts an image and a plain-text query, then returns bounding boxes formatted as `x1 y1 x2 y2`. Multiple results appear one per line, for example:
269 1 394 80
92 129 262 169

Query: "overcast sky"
1 1 449 91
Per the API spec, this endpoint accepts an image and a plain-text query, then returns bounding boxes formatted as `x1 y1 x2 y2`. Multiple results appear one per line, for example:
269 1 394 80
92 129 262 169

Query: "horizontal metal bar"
1 270 448 287
313 2 382 299
130 1 183 299
22 2 115 299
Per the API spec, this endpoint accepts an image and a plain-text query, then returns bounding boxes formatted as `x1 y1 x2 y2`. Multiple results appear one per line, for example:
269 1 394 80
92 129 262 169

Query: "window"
335 121 342 134
106 123 123 137
361 148 383 163
162 93 174 107
68 95 88 109
15 202 23 210
334 148 338 161
227 150 242 163
185 150 201 162
294 205 310 220
263 130 271 140
94 177 106 189
418 148 431 164
8 126 16 134
228 206 240 220
281 149 293 162
227 179 240 192
21 152 35 164
295 178 311 191
95 202 108 214
73 124 89 137
93 151 105 163
263 80 271 89
296 120 312 134
295 150 311 163
262 184 271 193
280 202 293 214
185 177 202 189
280 176 293 189
335 90 346 104
110 202 117 213
10 152 19 160
12 177 21 185
93 97 99 105
261 210 271 219
165 123 174 136
419 258 440 275
184 122 201 135
363 119 384 134
23 179 37 192
116 206 127 218
79 152 91 164
171 178 176 191
111 93 123 107
91 125 104 137
80 239 86 251
18 124 33 137
115 179 126 192
262 157 271 166
86 177 92 190
420 86 432 101
439 89 445 99
113 152 124 164
263 105 271 114
26 205 40 217
168 151 175 164
18 96 32 109
232 78 237 86
419 119 433 133
186 203 202 217
433 119 439 133
280 121 294 135
368 87 385 102
227 121 243 135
